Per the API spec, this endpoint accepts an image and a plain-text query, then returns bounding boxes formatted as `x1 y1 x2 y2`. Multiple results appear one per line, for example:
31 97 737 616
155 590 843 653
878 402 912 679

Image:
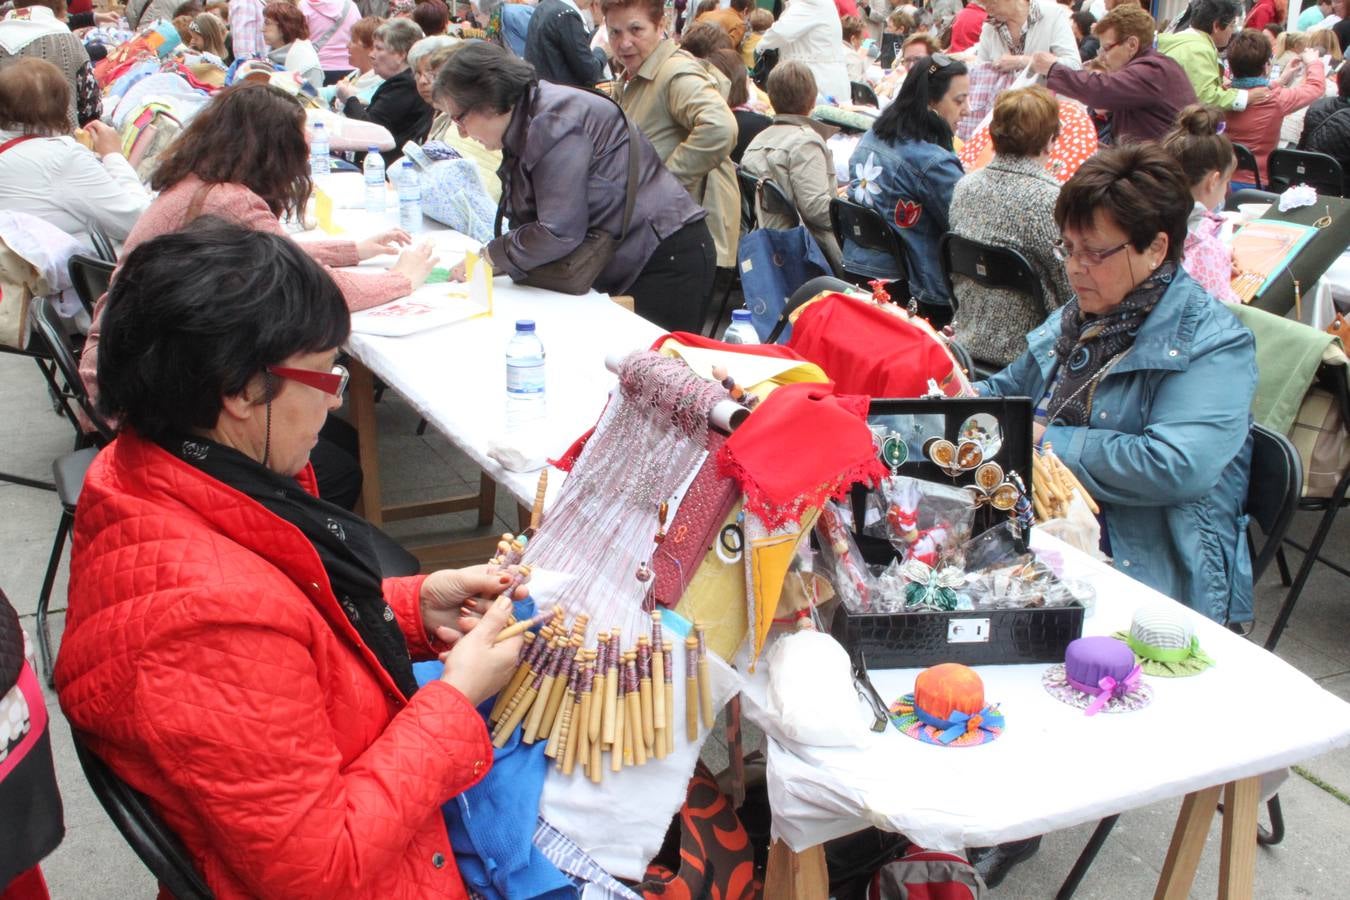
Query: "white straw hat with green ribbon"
1113 606 1215 677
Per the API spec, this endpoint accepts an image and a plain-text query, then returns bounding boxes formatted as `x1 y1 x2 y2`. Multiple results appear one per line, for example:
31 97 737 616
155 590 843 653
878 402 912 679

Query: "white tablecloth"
742 531 1350 853
314 205 666 509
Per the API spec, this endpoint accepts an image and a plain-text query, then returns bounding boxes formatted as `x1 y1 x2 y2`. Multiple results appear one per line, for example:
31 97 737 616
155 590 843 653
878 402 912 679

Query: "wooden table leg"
1218 777 1261 900
1153 785 1222 900
764 840 828 900
476 471 497 528
347 359 384 526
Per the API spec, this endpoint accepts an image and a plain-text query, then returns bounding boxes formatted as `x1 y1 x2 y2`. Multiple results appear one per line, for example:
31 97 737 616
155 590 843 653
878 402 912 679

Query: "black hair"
1189 0 1242 34
871 56 968 150
432 39 537 115
97 218 350 442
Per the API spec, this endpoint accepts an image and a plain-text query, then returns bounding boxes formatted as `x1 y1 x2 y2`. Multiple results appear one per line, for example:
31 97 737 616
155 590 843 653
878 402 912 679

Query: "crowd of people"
2 0 1348 895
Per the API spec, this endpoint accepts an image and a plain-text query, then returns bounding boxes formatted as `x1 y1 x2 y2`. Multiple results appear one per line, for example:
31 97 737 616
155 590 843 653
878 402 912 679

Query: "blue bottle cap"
368 145 379 153
516 319 536 332
402 159 413 169
731 309 752 322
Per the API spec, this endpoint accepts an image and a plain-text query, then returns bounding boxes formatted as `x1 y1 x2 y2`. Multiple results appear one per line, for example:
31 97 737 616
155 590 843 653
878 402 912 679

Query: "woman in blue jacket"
978 145 1258 625
844 55 968 323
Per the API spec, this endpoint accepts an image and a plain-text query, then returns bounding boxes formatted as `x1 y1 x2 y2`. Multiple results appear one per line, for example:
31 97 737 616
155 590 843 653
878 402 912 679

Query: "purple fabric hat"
1043 636 1152 715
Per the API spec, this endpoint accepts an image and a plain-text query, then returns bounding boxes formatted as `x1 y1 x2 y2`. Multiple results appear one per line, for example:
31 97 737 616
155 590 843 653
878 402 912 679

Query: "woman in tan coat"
603 0 740 272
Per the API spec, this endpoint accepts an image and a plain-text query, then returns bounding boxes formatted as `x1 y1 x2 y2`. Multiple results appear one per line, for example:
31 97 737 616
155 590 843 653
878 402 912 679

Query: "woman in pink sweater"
1224 31 1326 187
80 83 436 399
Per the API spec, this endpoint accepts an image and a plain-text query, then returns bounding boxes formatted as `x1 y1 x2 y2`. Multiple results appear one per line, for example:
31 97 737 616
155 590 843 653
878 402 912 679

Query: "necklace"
1045 352 1125 425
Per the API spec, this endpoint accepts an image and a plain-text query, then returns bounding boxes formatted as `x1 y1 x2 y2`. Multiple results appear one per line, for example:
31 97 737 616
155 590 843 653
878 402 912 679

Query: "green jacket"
1157 30 1246 112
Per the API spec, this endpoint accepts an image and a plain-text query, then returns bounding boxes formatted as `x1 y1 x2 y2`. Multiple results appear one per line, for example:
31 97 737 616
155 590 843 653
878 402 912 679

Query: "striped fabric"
534 819 642 900
1129 607 1194 652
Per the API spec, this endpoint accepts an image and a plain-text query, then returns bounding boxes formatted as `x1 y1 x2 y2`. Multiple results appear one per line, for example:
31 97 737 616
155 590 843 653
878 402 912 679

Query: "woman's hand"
1032 421 1046 446
86 120 123 157
1029 51 1057 76
355 228 410 260
391 241 438 290
420 564 530 645
993 54 1030 73
448 260 468 282
336 80 357 102
437 594 524 705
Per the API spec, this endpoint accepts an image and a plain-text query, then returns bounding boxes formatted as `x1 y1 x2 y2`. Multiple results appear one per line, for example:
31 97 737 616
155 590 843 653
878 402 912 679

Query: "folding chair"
850 80 880 107
1232 142 1263 190
72 729 215 899
1266 357 1350 651
736 166 760 233
85 220 118 263
1267 148 1345 196
27 297 114 686
758 177 802 228
939 233 1046 376
67 254 115 317
1055 424 1304 897
829 197 911 302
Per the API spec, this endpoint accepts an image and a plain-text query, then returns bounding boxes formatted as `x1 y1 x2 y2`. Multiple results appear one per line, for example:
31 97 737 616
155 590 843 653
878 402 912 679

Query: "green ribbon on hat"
1125 632 1215 667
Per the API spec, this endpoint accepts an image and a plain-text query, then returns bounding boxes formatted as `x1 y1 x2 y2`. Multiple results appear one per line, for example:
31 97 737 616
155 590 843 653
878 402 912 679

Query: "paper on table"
1230 219 1319 301
350 253 492 337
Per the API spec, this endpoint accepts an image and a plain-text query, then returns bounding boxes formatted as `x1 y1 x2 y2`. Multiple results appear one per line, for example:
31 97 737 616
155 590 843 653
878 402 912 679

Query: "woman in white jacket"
757 0 851 105
977 0 1081 72
0 59 150 250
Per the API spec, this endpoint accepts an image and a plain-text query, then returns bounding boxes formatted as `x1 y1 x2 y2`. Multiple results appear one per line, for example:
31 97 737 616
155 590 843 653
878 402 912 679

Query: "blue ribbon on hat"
914 702 1005 744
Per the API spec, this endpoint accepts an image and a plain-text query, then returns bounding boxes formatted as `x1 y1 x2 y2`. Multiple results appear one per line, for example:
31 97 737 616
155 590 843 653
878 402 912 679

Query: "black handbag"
493 110 641 296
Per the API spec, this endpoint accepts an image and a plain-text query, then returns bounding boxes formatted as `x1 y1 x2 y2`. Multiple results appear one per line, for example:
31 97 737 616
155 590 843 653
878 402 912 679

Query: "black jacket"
342 68 433 166
488 81 706 294
524 0 605 88
1299 95 1350 175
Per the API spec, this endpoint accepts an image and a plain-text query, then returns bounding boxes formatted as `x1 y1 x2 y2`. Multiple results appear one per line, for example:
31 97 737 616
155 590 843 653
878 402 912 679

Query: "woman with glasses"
977 144 1258 628
76 83 436 504
433 41 716 332
843 54 968 323
57 218 526 900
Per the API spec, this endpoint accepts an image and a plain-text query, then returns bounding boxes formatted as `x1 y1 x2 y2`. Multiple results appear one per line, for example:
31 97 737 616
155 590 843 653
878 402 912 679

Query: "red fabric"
1245 0 1277 30
834 0 860 18
66 0 92 13
718 381 886 529
786 294 963 399
55 431 492 900
947 3 987 53
0 868 49 900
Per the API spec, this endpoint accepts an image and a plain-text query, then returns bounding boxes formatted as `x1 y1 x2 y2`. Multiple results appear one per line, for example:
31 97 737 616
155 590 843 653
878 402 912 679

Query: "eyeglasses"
265 364 349 397
927 53 953 75
1052 239 1130 267
448 106 472 126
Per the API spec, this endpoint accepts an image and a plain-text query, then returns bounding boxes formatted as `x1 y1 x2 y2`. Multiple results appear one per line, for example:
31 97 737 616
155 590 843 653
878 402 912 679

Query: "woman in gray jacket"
436 41 714 333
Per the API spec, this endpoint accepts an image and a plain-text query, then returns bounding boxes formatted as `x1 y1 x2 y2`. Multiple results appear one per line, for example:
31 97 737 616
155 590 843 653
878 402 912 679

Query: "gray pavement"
3 349 1348 899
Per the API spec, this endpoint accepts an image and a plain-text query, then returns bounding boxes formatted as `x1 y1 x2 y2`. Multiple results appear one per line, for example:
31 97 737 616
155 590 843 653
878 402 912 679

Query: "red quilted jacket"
55 431 491 899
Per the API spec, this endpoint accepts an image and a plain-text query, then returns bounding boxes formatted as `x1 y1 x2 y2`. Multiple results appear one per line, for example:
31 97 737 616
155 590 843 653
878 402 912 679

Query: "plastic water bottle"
363 148 385 214
397 160 421 232
309 122 330 177
721 309 760 344
505 320 546 403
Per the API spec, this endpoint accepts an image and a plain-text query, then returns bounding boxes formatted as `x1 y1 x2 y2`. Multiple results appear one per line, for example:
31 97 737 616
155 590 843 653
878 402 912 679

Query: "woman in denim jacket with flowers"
844 55 968 322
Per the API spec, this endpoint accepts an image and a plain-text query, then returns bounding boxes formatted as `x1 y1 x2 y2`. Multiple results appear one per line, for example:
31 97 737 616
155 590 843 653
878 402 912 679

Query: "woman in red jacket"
55 219 525 900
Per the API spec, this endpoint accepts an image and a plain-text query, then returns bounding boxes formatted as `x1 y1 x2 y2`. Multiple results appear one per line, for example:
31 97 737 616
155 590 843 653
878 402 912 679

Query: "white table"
743 531 1350 898
309 200 665 561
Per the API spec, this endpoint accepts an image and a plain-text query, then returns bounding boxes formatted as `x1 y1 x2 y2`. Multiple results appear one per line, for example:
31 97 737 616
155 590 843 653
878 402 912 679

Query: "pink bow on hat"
1083 665 1142 717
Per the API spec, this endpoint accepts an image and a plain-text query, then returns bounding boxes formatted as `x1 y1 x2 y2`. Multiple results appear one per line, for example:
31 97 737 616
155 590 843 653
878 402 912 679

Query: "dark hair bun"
1175 104 1224 137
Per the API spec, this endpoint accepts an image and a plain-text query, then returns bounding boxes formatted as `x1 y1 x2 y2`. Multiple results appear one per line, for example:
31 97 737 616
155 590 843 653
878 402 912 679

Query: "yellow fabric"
747 511 817 666
674 505 749 662
655 336 830 400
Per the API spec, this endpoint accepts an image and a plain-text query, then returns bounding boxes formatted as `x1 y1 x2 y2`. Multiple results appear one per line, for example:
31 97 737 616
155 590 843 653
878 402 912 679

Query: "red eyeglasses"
265 364 349 397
